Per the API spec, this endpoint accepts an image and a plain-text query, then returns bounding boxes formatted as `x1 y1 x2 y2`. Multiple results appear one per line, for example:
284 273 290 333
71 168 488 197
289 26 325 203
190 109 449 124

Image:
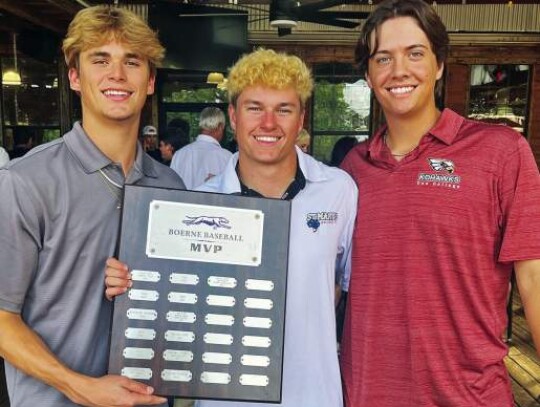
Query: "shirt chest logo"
306 212 338 232
417 158 461 189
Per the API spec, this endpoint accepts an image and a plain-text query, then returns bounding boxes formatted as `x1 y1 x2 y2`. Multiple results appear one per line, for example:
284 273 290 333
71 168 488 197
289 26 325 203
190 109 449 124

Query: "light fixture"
206 72 225 85
270 19 298 29
2 70 21 86
2 33 21 86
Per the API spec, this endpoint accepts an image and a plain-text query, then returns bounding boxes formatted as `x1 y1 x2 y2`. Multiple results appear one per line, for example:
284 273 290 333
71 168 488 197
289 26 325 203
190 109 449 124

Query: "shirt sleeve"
336 174 358 292
0 169 41 313
498 136 540 262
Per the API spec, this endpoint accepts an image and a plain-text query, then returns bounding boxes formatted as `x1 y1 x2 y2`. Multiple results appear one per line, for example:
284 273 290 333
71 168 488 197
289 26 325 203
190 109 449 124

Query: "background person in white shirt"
0 147 9 167
170 107 232 189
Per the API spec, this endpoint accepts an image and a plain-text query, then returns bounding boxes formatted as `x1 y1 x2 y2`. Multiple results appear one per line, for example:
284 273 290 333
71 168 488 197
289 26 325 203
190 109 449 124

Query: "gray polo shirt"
0 122 184 407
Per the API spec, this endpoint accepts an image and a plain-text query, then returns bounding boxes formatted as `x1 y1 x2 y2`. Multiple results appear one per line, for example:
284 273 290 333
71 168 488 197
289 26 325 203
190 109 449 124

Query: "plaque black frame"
108 185 290 403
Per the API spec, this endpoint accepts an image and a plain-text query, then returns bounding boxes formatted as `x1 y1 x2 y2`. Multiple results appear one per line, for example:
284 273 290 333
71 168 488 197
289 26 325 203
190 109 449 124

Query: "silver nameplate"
161 369 193 382
239 374 269 387
123 347 155 360
203 333 233 345
163 349 194 362
121 367 152 380
202 352 232 365
206 295 236 307
242 335 271 348
128 289 159 302
168 292 198 304
125 327 156 341
200 371 231 385
166 311 196 323
205 313 235 326
164 330 195 343
126 308 157 321
131 269 161 283
244 298 273 310
146 200 264 266
207 276 237 289
169 273 199 286
243 317 272 329
245 279 274 292
241 354 270 367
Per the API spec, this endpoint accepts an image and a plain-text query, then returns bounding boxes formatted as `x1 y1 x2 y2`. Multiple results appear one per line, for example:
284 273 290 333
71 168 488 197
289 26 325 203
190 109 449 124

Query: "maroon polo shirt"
340 109 540 407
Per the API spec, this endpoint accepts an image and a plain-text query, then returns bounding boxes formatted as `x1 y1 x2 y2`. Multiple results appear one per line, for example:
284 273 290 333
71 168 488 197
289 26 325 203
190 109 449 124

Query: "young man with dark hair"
0 6 183 407
340 1 540 406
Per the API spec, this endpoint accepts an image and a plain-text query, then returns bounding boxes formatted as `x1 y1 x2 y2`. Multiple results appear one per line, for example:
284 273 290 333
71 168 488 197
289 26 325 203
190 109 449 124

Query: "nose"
260 110 277 130
391 55 409 78
108 61 127 81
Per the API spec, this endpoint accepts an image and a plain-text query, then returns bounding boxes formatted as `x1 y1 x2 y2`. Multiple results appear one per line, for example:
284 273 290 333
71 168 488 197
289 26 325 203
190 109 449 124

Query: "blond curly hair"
62 6 164 75
227 48 313 108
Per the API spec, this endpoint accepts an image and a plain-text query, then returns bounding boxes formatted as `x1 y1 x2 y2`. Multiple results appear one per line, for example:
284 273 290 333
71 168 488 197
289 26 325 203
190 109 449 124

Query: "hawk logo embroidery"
183 216 232 230
428 158 455 174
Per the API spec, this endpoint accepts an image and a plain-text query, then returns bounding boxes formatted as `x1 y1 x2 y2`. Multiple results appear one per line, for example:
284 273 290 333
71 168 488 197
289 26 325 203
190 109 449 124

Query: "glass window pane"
2 57 59 127
468 64 530 135
161 81 226 104
313 79 370 132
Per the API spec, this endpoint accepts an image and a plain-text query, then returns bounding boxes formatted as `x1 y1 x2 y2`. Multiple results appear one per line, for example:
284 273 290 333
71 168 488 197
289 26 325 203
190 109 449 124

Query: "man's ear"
147 73 156 95
436 62 444 81
228 104 237 132
68 67 81 92
365 71 373 89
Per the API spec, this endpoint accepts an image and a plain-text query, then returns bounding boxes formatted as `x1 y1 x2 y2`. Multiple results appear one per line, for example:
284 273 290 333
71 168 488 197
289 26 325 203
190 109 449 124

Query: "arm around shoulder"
515 259 540 356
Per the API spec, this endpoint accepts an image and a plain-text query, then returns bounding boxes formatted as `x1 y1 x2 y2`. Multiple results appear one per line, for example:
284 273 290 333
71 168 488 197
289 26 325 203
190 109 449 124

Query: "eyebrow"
373 43 429 55
87 51 142 60
243 100 296 108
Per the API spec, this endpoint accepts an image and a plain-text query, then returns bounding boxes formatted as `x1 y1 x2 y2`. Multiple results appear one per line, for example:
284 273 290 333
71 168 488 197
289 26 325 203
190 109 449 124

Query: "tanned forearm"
515 259 540 356
0 310 87 401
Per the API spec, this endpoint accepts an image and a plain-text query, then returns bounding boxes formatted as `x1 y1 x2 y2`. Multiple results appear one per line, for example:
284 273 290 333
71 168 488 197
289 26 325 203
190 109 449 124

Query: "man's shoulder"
143 160 186 189
2 137 66 175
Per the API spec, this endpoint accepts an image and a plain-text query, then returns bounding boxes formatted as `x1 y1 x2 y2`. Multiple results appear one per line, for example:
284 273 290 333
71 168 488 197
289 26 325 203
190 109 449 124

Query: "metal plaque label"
244 298 273 310
205 313 235 326
131 269 161 283
166 311 196 323
202 352 233 365
242 336 271 348
125 328 156 341
241 355 270 367
168 292 198 304
204 333 233 345
126 308 157 321
121 367 152 380
239 374 269 387
164 330 195 343
243 317 272 329
128 289 159 302
245 279 274 292
146 200 264 266
169 273 199 285
161 369 193 382
123 347 155 360
208 276 237 289
206 295 236 307
163 350 194 362
201 372 231 385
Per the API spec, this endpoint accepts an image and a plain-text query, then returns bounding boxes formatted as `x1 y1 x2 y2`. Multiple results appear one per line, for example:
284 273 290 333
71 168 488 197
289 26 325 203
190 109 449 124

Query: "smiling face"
366 16 443 122
68 39 155 127
229 85 304 170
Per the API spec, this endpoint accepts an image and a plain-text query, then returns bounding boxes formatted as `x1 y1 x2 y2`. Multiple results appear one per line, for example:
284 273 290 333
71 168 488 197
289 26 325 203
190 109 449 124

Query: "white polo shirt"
170 134 232 189
195 147 358 407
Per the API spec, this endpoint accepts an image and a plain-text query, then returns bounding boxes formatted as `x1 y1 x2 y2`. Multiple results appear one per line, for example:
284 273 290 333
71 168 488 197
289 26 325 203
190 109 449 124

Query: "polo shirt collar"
63 122 159 180
196 134 220 146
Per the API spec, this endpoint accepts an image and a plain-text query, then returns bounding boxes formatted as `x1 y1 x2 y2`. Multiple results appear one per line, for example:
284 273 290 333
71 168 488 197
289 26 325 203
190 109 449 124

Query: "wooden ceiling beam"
44 0 82 15
0 0 65 33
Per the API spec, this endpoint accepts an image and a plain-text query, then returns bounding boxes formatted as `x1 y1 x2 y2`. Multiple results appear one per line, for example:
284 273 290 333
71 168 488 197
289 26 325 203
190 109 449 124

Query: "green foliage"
313 81 365 131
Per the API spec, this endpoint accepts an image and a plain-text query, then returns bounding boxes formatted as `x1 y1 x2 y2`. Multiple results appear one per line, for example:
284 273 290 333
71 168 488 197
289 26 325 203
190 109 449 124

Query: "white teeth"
390 86 414 95
103 90 130 97
255 136 279 142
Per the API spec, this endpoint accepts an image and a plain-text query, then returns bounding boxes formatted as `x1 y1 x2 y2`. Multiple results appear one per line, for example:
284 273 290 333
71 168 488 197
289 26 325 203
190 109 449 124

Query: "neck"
81 116 139 176
384 107 441 159
237 156 297 199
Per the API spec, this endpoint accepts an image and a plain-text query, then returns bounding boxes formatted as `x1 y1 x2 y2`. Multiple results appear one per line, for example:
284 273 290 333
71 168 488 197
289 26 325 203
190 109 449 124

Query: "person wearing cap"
142 124 162 162
0 6 183 407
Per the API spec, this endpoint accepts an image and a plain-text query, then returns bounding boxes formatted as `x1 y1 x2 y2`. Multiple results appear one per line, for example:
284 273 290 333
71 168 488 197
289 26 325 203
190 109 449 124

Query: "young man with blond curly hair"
105 48 357 407
0 6 183 407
